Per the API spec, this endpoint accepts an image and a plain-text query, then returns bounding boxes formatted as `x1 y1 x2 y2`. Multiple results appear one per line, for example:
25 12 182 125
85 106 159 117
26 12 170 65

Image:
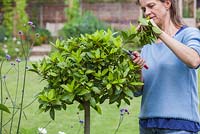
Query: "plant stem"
0 60 4 134
16 58 28 134
83 101 90 134
114 116 124 134
10 63 20 134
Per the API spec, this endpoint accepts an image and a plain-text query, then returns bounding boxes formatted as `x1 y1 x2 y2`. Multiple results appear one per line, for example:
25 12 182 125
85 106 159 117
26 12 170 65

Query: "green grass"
1 61 200 134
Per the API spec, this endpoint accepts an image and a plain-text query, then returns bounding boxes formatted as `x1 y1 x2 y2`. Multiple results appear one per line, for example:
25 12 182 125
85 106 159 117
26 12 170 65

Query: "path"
29 44 51 61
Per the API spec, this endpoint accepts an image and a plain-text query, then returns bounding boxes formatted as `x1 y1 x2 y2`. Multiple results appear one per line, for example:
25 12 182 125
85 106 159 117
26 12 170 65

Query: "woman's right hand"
132 51 147 69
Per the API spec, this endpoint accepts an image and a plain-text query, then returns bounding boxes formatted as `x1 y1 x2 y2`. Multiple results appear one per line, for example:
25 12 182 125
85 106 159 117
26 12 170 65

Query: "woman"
133 0 200 133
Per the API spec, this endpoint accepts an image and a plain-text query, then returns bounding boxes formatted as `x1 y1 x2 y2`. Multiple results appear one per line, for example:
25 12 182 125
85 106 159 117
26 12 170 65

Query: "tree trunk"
83 101 90 134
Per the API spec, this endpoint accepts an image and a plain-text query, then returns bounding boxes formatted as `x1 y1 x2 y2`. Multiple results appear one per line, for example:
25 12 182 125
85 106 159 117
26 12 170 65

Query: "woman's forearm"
159 31 200 68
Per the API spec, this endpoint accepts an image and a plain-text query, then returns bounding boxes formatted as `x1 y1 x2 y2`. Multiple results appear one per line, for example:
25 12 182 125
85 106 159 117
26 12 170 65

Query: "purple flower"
35 33 40 37
3 75 6 79
10 62 15 66
16 58 21 63
18 31 23 35
79 120 84 124
6 54 11 60
124 109 130 114
120 108 129 116
28 21 33 25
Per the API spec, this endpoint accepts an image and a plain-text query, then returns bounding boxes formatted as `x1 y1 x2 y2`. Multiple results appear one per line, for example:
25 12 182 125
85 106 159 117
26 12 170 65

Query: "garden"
0 0 200 134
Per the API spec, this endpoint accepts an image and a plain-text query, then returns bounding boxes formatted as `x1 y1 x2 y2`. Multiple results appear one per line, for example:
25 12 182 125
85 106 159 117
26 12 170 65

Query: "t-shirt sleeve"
183 28 200 55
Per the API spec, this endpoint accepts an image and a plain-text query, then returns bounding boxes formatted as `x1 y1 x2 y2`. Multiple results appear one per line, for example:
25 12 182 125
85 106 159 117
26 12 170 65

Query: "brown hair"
136 0 183 28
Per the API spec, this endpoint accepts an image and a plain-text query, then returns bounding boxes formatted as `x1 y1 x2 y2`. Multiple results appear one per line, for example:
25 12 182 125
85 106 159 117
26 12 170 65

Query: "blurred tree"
65 0 80 21
2 0 14 37
13 0 28 36
2 0 28 37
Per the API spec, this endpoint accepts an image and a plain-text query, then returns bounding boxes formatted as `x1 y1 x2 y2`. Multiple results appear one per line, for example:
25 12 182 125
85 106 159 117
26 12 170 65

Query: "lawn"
2 61 200 134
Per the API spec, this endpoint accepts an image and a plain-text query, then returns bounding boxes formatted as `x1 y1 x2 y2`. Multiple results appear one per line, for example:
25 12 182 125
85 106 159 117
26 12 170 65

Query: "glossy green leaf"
50 108 55 120
123 89 134 98
48 89 55 100
78 89 90 96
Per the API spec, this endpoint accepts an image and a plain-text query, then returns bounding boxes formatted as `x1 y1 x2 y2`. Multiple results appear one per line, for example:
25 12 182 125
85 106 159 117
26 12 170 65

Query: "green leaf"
100 94 108 104
85 70 95 74
118 79 126 84
138 17 149 26
101 69 108 76
90 97 96 107
94 105 102 114
47 89 55 100
121 31 128 39
123 98 131 105
95 49 101 58
0 104 10 113
106 84 112 89
92 87 101 94
152 26 162 35
39 95 48 102
78 104 84 110
78 89 90 96
61 84 73 93
61 93 75 102
108 72 113 81
61 80 75 93
127 33 137 41
123 89 134 98
109 95 120 104
130 82 144 86
50 108 55 120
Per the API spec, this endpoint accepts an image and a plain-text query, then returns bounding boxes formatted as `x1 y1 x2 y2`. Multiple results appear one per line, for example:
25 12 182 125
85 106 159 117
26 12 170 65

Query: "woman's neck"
160 20 179 37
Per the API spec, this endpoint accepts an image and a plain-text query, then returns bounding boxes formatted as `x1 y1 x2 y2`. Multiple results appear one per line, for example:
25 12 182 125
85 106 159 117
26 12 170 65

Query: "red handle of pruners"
133 53 149 70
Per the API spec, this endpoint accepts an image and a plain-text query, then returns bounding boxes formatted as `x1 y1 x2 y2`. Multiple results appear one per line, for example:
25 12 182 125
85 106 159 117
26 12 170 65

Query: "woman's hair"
136 0 183 27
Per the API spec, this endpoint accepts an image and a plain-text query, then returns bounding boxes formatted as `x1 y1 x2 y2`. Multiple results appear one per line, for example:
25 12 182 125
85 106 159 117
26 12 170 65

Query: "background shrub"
33 27 52 46
0 26 8 42
59 12 111 39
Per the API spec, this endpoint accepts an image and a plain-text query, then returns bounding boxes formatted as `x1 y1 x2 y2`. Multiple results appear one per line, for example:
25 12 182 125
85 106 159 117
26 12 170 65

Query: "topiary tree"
30 18 160 134
30 29 143 134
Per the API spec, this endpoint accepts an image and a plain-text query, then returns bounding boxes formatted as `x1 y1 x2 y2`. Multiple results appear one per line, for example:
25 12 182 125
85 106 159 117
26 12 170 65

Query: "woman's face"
139 0 171 27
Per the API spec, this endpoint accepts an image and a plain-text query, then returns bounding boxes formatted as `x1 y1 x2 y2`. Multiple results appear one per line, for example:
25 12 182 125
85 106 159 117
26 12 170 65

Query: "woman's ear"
164 0 172 10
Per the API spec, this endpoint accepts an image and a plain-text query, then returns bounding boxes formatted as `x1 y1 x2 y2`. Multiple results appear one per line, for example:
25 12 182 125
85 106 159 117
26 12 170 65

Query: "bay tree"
30 18 160 134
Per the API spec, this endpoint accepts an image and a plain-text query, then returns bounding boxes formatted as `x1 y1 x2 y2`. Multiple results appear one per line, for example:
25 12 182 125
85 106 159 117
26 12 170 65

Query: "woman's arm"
159 31 200 68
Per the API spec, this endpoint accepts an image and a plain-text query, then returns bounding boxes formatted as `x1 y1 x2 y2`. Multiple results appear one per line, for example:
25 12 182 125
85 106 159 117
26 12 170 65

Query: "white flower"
15 48 20 52
4 37 7 41
58 131 66 134
3 49 8 54
13 37 17 41
3 44 7 48
38 127 47 134
16 41 21 45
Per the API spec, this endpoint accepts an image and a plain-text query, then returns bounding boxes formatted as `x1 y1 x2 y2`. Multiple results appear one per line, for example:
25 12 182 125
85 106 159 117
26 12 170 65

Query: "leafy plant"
30 17 160 134
120 17 161 49
59 12 111 39
33 27 51 46
30 29 143 134
0 21 39 134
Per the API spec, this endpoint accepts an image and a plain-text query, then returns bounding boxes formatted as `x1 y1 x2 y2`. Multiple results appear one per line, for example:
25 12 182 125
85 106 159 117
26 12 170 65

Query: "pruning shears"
122 48 149 69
